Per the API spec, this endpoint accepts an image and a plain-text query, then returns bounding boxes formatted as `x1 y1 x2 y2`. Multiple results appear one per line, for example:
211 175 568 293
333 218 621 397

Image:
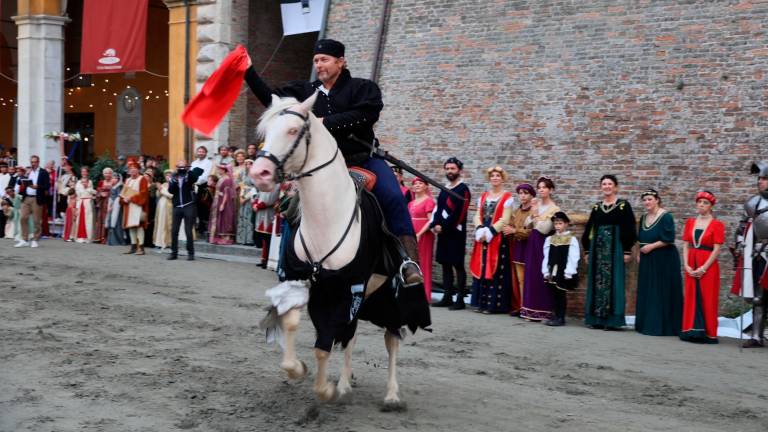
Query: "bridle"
254 109 339 183
255 107 355 282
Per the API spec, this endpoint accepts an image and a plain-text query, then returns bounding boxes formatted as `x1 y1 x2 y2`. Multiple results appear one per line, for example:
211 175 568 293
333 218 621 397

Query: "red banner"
80 0 148 74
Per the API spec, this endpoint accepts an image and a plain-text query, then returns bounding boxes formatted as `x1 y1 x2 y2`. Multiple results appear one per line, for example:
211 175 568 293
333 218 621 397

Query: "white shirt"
542 231 581 278
26 167 40 196
191 158 213 185
0 173 9 198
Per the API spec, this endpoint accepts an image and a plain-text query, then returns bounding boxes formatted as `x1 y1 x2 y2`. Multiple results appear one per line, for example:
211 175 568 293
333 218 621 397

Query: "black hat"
444 157 463 170
551 211 570 223
313 39 345 58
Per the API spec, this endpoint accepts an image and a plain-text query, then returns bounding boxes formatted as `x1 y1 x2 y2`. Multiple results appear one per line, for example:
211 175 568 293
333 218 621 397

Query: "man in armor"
734 161 768 348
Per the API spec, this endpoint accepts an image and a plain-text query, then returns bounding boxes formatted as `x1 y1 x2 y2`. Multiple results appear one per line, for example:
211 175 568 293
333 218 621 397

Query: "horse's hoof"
282 360 308 380
336 380 353 398
315 383 338 402
380 399 408 412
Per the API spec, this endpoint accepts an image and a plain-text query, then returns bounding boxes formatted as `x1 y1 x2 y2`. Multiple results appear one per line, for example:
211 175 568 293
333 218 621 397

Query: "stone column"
13 13 68 165
195 0 236 156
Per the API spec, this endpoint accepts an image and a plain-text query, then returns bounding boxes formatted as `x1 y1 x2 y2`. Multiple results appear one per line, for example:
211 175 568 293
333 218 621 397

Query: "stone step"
155 240 262 264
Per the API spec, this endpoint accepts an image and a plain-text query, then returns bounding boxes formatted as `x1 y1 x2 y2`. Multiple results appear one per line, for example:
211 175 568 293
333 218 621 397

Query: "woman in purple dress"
520 177 561 321
208 164 238 245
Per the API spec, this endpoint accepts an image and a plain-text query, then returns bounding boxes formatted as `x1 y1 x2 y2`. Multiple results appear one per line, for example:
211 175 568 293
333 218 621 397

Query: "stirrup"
398 258 423 287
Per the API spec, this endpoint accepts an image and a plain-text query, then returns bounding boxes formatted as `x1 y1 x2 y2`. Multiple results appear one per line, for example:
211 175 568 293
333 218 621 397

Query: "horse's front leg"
314 348 338 402
280 308 307 379
337 335 356 397
383 330 405 410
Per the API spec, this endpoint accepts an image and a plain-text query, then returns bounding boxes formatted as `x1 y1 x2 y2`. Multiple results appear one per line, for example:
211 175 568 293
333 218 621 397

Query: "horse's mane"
256 96 301 139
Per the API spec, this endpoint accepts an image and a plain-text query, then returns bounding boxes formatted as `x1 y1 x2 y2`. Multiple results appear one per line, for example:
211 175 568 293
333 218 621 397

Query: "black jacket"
20 168 50 205
168 167 203 208
245 67 383 161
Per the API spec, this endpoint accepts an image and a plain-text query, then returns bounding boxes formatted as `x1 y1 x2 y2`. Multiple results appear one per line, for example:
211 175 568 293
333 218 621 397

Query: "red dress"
680 218 724 343
408 196 435 300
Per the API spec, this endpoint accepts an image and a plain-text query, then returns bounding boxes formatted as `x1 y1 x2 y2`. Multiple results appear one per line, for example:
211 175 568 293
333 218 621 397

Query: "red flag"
181 45 249 136
80 0 148 74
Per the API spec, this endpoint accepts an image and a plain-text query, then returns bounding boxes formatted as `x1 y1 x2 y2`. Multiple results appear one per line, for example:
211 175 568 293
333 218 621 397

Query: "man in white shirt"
16 155 50 248
190 146 212 186
190 146 213 235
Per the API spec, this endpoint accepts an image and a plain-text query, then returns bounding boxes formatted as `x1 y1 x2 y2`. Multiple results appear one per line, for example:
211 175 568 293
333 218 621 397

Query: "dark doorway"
64 113 95 166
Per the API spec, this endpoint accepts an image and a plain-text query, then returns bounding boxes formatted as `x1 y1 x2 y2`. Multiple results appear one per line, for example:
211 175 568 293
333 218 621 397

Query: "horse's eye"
287 128 298 135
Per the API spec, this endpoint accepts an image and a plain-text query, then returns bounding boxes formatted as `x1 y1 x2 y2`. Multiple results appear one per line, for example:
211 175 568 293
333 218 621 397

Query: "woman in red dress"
680 191 724 344
408 178 436 300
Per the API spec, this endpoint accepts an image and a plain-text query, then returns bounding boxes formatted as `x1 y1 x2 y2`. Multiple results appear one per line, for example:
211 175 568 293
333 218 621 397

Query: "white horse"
251 92 427 408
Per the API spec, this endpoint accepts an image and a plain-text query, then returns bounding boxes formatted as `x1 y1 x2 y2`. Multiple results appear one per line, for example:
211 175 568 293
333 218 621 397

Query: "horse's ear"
270 94 281 107
297 91 319 115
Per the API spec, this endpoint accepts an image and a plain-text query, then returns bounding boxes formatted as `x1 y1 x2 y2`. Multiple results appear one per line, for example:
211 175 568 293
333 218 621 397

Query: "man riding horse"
245 38 423 286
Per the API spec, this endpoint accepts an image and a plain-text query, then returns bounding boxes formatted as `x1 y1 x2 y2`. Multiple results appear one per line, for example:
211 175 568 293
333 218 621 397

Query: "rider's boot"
397 235 424 286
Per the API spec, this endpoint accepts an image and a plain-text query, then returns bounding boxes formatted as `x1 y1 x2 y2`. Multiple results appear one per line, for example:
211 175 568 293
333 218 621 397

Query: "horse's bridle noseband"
255 109 339 183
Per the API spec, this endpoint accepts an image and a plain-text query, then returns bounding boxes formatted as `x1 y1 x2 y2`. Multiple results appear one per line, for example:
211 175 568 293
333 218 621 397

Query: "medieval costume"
143 174 158 248
520 201 560 321
582 199 636 328
245 39 423 286
470 191 514 313
732 162 768 348
153 179 174 250
635 195 682 336
430 163 471 309
542 212 580 326
408 181 436 300
74 178 96 243
509 183 535 315
235 163 256 245
94 178 113 243
253 186 280 268
106 177 128 246
209 165 237 245
56 168 75 219
62 190 77 242
2 192 20 239
680 209 724 343
121 172 150 255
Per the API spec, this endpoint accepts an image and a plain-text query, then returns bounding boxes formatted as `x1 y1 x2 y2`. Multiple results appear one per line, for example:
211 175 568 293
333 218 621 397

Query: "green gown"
635 212 683 336
582 199 637 328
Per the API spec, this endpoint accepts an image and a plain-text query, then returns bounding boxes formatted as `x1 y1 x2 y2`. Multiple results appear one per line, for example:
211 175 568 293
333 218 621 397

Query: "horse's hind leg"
280 308 307 379
383 330 405 410
314 348 338 402
337 335 356 397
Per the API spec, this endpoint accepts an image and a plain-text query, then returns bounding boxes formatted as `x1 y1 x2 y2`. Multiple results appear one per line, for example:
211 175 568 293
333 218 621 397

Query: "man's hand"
623 253 632 263
433 225 442 234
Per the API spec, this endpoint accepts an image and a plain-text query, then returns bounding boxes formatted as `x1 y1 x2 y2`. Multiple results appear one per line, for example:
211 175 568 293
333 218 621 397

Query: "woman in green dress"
582 174 637 329
635 189 682 336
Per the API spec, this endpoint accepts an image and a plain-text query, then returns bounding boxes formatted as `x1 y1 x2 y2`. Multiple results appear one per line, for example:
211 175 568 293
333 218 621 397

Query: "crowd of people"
400 157 767 348
0 143 281 268
2 150 766 348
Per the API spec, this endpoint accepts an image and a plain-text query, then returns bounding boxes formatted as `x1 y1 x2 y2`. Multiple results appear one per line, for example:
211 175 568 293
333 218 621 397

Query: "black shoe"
742 339 764 348
544 318 564 327
167 254 178 260
432 295 454 307
448 301 466 311
259 261 267 269
187 254 195 261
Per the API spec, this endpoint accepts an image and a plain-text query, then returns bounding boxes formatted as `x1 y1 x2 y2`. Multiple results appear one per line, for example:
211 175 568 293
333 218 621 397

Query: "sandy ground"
1 239 767 432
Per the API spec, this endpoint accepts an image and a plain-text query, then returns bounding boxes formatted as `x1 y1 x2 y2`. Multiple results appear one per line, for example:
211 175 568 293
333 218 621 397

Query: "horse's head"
250 92 319 192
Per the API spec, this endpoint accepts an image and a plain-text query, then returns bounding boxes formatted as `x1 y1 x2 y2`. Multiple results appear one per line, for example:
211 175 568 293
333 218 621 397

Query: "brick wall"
247 0 317 146
323 0 767 313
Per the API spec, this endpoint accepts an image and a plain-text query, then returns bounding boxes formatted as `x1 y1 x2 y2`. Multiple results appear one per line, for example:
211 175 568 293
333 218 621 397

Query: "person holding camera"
14 155 50 248
167 160 204 261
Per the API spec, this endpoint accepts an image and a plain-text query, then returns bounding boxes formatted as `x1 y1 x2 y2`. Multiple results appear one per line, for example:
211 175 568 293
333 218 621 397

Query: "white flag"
280 0 327 36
